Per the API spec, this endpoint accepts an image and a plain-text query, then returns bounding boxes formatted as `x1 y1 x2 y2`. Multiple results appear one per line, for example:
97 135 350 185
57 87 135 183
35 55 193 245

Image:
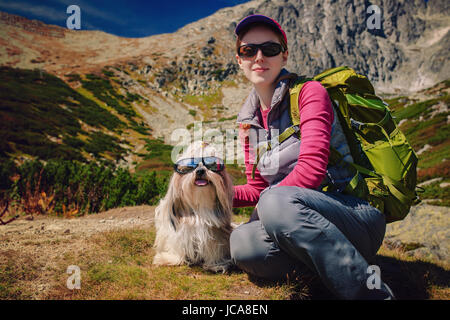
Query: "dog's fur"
152 141 234 272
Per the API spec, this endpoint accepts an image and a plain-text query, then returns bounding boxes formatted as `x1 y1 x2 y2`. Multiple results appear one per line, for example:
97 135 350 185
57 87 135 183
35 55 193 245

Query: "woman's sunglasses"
174 156 225 174
237 41 285 58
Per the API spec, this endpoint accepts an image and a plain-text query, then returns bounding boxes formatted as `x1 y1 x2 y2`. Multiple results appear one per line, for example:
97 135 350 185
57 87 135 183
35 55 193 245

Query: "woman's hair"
235 22 288 54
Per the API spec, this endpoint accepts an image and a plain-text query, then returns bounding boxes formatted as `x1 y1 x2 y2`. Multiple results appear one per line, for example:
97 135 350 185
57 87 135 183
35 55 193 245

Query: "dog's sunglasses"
174 156 225 174
237 41 285 58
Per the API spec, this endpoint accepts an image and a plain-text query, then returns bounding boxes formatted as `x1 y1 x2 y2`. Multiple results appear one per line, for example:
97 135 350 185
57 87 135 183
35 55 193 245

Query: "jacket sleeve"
233 125 269 207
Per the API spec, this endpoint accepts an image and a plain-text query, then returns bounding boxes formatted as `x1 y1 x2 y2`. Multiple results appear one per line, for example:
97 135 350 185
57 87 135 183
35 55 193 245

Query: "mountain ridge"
2 0 449 93
0 1 449 175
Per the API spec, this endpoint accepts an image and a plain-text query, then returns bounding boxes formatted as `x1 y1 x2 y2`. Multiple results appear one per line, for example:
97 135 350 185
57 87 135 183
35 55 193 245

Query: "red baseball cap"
234 14 287 46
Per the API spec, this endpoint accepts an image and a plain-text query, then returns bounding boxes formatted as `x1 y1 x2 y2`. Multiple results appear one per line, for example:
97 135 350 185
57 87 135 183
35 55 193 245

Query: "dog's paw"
153 252 184 266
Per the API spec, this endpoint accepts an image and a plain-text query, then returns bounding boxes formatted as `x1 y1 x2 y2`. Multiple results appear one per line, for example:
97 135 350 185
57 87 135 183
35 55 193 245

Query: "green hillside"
0 65 448 211
385 80 450 206
0 67 151 165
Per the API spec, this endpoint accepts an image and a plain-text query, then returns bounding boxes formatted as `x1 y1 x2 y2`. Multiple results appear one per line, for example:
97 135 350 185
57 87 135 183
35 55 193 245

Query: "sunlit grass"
46 225 305 300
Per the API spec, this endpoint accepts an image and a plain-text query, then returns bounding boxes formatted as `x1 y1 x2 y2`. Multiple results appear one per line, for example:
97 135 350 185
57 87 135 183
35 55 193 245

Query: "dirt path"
1 205 155 245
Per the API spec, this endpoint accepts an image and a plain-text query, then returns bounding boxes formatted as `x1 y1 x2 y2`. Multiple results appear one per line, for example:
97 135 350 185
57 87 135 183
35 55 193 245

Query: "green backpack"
257 66 420 223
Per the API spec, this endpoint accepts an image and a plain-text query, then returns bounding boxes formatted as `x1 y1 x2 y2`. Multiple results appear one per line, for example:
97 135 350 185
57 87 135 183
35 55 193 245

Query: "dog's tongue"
195 179 208 186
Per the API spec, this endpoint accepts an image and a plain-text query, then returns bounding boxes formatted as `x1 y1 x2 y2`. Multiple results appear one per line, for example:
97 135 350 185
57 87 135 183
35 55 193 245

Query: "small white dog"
153 141 234 272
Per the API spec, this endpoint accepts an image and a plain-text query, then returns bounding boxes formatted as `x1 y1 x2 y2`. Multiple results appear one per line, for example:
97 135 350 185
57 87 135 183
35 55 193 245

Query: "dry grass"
1 211 448 300
42 226 313 300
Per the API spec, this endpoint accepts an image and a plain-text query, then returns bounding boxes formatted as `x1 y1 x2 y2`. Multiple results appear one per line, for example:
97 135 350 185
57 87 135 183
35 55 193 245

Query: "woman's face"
236 26 288 87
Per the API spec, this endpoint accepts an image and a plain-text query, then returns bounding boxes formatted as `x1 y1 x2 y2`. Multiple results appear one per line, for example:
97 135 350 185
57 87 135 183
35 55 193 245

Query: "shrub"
0 159 169 216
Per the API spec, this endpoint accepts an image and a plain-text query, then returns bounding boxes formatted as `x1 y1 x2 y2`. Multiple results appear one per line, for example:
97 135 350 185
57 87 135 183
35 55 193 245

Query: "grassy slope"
0 67 151 165
384 79 450 206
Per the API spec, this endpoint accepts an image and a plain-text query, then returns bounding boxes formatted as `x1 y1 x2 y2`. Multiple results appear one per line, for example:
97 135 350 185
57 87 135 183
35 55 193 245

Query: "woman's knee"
258 187 290 224
230 223 264 266
230 221 302 280
258 187 311 234
229 225 246 263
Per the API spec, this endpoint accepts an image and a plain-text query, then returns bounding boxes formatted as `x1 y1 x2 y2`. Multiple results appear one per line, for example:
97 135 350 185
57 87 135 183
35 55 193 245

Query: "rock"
129 64 138 72
417 177 443 187
64 229 70 234
405 247 444 261
384 204 449 262
243 0 449 93
143 65 152 74
416 144 432 155
156 77 165 88
430 101 448 118
397 119 407 127
201 46 214 57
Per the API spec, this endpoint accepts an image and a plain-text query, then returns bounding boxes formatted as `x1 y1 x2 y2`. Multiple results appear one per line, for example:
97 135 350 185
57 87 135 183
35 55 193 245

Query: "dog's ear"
157 174 183 230
214 199 233 234
219 170 234 211
223 170 235 206
214 170 234 223
169 202 179 230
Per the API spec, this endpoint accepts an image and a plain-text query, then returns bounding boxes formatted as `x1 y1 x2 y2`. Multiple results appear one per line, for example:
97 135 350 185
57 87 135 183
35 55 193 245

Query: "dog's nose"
196 167 206 176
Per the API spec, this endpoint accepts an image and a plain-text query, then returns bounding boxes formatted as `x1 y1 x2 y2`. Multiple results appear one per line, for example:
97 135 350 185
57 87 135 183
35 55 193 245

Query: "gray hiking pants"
230 186 395 300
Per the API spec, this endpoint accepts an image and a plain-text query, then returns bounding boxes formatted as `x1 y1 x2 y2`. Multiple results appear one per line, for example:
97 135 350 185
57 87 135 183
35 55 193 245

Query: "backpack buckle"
350 119 365 131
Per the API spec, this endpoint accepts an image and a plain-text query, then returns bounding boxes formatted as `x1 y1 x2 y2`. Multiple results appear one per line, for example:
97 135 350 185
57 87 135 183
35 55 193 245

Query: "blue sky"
0 0 250 37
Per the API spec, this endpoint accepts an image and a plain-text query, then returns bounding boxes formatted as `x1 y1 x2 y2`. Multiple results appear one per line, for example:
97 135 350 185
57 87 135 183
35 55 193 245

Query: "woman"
230 14 395 300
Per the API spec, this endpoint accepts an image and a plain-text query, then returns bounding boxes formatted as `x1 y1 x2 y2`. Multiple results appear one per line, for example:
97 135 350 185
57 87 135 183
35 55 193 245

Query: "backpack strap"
288 77 312 127
250 124 300 179
250 75 309 180
312 66 350 82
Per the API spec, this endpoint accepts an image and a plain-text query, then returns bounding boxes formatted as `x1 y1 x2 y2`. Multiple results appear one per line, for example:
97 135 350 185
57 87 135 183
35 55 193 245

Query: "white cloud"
0 0 127 27
0 0 128 32
52 0 126 25
0 0 65 22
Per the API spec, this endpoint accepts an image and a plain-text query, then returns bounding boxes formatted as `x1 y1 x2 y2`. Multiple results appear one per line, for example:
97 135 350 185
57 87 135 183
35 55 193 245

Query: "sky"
0 0 251 37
